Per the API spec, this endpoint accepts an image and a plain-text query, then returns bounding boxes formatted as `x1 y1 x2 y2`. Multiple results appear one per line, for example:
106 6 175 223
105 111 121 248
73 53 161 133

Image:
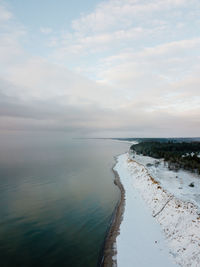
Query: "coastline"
102 150 200 266
101 152 176 267
115 153 200 266
101 158 125 267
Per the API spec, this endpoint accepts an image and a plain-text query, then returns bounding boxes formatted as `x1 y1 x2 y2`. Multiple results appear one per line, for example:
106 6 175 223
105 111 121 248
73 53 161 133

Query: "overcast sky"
0 0 200 137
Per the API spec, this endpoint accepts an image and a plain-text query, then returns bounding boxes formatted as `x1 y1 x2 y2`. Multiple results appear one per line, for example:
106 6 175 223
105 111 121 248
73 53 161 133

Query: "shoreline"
101 158 125 267
116 153 200 266
113 153 179 266
102 146 200 266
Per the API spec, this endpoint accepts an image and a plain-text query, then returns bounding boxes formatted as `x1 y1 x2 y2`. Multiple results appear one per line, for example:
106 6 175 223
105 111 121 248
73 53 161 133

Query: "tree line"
130 141 200 174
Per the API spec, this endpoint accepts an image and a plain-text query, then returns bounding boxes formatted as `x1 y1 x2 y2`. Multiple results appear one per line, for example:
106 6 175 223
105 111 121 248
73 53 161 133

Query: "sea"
0 133 129 267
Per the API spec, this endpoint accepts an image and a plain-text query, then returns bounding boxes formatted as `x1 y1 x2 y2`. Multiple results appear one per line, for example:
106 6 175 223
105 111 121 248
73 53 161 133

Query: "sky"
0 0 200 137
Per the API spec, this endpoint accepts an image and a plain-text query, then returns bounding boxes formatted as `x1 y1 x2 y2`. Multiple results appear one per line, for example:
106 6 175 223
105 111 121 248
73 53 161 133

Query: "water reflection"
0 135 129 266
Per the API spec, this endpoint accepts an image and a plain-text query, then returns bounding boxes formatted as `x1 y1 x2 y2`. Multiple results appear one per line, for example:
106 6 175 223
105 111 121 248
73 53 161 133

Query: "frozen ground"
132 152 200 209
114 153 200 267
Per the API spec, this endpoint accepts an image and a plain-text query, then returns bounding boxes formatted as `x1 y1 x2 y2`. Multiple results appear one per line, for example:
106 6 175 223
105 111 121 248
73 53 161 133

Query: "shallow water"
0 134 129 267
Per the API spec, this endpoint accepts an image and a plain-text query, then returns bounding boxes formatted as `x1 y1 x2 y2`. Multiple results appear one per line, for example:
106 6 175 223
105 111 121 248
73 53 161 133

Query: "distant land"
75 137 200 143
111 137 200 143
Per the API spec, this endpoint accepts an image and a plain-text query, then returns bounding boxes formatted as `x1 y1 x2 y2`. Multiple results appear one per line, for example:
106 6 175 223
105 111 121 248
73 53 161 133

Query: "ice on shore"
114 153 200 267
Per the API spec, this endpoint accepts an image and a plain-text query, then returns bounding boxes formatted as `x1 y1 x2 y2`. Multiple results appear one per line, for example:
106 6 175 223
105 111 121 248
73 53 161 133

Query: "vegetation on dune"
130 141 200 174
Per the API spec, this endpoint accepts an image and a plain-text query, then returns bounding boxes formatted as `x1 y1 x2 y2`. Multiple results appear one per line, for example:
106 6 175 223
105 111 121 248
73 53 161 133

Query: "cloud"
0 2 12 21
71 0 192 34
0 0 199 137
0 2 26 67
51 0 200 65
40 27 52 34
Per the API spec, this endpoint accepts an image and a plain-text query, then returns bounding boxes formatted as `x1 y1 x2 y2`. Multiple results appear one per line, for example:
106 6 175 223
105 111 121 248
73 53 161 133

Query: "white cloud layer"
0 0 200 137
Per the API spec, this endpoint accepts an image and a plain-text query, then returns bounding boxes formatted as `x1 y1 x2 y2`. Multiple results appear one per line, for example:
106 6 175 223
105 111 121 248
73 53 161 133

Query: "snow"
114 153 177 267
114 153 200 267
132 152 200 209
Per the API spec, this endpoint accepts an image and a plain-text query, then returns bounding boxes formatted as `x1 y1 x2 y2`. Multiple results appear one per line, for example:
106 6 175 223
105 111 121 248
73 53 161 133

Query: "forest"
130 141 200 174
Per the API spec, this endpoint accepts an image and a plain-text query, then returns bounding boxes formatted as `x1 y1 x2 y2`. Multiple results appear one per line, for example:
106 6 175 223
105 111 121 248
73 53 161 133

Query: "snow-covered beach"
112 152 200 267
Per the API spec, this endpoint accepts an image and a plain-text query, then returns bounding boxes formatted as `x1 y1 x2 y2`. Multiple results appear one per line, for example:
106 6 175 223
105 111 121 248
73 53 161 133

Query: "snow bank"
114 153 177 267
114 153 200 267
132 153 200 209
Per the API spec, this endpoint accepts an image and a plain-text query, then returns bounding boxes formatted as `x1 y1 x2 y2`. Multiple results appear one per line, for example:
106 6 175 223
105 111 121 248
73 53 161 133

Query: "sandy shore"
101 162 125 267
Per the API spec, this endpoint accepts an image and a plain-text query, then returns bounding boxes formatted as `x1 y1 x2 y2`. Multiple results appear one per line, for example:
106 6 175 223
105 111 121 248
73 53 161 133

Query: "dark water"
0 134 129 267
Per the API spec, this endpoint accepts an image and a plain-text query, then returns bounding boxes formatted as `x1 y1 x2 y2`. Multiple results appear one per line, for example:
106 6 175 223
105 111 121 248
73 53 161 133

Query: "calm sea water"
0 134 129 267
